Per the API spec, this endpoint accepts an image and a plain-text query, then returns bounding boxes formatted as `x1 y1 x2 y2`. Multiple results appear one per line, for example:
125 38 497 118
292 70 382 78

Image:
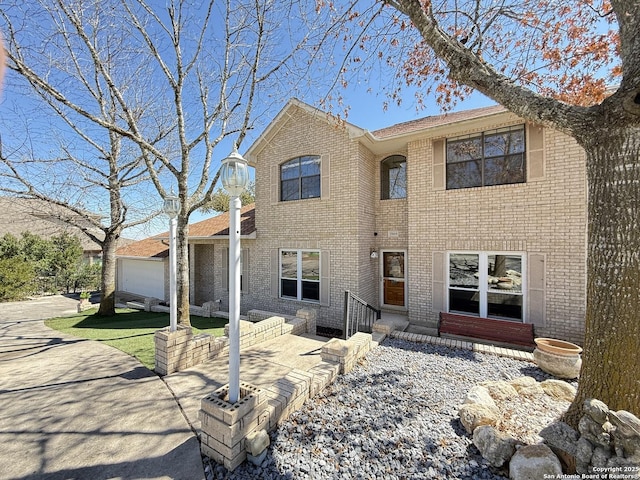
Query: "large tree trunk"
97 232 118 316
565 125 640 426
177 215 191 327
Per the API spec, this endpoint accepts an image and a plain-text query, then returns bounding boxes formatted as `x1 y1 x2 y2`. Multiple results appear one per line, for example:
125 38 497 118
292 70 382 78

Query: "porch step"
373 313 410 336
371 331 387 346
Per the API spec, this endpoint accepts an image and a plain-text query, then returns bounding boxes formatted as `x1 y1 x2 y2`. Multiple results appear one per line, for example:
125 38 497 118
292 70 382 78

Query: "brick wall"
406 120 587 343
247 105 369 330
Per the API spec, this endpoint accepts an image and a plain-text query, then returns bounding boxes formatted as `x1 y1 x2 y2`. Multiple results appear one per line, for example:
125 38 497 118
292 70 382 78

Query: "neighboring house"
118 99 587 344
0 196 110 263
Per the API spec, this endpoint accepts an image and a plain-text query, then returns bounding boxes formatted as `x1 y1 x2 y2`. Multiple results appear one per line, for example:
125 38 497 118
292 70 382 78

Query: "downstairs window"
448 252 524 321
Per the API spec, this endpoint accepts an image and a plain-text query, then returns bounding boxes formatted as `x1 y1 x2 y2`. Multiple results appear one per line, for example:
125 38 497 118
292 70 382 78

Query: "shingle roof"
115 233 169 259
189 204 256 238
117 204 256 258
0 196 105 252
372 104 506 138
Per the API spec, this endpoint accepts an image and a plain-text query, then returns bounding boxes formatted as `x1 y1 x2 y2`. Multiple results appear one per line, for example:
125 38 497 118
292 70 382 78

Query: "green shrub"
0 257 36 301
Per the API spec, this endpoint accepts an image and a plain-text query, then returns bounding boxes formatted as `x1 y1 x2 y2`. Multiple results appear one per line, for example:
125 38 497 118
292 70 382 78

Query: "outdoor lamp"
220 146 249 197
221 146 248 404
163 192 181 219
163 191 180 332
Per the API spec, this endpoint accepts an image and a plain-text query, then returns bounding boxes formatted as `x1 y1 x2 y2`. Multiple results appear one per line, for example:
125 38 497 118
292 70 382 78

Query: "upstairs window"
280 156 321 201
446 125 525 189
381 155 407 199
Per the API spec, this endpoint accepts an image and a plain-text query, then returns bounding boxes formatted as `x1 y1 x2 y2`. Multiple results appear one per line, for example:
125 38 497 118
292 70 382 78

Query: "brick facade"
241 100 587 344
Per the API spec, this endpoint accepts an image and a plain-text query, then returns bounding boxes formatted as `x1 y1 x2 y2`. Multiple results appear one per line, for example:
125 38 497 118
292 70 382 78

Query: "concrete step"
373 313 409 335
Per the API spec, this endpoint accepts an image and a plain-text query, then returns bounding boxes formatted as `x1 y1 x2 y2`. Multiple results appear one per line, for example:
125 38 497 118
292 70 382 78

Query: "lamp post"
163 191 181 333
220 146 249 403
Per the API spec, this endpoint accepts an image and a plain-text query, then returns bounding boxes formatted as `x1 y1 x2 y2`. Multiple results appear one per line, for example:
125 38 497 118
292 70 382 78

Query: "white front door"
381 251 406 308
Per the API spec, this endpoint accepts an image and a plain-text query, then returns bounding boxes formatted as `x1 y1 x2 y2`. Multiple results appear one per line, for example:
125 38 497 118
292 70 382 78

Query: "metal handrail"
343 290 381 339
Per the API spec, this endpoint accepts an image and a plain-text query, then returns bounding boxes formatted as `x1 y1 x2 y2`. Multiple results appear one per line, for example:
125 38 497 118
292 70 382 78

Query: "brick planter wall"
154 308 318 375
199 332 373 471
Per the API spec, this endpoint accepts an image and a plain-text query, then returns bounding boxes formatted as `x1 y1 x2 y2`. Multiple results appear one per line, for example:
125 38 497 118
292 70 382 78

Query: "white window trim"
446 251 527 322
279 249 321 303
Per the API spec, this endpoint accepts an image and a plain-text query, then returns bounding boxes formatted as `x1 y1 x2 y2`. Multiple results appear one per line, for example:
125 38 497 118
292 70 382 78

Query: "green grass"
45 308 227 370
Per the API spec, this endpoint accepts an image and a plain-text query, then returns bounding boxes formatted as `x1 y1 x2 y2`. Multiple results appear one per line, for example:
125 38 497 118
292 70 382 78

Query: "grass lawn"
45 308 228 370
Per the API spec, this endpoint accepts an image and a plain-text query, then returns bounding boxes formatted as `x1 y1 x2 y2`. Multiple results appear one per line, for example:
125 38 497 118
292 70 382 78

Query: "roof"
115 233 169 259
117 204 256 258
189 204 256 238
247 99 510 159
0 196 105 252
372 104 507 138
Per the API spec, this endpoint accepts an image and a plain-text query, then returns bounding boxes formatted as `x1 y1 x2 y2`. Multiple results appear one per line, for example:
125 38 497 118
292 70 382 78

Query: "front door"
382 251 406 307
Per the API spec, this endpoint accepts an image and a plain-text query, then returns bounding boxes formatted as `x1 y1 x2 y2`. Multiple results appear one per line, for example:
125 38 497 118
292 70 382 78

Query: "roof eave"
361 109 518 156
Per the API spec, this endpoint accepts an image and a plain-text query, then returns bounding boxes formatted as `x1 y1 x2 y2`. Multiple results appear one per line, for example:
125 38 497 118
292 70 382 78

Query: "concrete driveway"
0 295 204 480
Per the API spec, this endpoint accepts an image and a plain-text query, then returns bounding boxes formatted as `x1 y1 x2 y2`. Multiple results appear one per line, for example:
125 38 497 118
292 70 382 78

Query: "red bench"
438 312 535 348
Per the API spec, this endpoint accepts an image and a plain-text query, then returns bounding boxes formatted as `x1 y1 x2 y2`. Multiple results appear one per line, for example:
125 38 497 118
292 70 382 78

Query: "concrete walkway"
0 295 204 480
164 332 329 432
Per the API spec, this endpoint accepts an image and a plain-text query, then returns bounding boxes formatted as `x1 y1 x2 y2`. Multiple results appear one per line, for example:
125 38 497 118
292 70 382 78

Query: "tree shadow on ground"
69 310 228 331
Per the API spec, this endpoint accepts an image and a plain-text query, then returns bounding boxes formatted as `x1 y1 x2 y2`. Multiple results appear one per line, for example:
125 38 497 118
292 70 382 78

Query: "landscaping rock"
584 398 609 424
508 376 538 392
464 385 497 409
609 409 640 460
517 383 545 398
540 379 577 402
539 421 579 456
509 444 562 480
579 413 612 449
575 436 594 466
480 380 519 400
459 403 500 434
472 425 517 467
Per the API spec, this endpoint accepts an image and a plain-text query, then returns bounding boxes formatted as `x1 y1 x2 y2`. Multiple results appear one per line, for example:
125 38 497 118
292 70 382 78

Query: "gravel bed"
205 337 559 480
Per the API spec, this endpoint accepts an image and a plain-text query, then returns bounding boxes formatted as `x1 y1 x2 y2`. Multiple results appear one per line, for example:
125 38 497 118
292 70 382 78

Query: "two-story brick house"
118 98 587 344
238 98 587 344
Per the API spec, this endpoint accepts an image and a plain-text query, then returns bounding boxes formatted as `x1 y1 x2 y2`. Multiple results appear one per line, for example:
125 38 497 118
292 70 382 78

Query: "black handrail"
343 290 381 339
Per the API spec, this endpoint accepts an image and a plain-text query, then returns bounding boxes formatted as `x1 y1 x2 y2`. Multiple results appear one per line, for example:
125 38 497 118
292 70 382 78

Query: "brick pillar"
153 325 193 375
199 382 269 472
295 307 317 335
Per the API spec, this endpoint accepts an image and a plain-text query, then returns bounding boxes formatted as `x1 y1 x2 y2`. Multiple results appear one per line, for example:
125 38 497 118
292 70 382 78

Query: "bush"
0 257 36 301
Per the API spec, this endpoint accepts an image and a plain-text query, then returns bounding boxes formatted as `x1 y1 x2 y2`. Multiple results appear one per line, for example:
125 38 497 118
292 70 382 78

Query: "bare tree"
330 0 638 421
1 0 329 324
1 1 166 315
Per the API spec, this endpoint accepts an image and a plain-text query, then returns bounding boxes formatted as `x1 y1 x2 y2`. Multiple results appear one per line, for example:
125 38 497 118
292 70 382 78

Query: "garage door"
119 259 165 299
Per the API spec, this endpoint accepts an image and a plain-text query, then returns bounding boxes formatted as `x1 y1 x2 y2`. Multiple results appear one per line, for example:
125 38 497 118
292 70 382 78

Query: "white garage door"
119 259 165 299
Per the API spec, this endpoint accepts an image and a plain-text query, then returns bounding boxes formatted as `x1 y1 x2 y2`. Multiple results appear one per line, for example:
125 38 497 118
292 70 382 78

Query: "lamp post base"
200 382 267 472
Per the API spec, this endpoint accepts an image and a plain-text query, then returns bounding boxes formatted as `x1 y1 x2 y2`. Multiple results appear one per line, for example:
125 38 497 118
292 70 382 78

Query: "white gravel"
205 337 560 480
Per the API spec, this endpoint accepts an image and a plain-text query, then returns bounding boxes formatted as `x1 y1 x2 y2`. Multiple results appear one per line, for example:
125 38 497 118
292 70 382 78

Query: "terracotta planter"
534 338 583 356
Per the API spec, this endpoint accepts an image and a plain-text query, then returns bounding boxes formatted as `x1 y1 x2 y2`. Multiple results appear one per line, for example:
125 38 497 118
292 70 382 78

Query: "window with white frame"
446 125 525 189
280 250 320 302
280 156 321 201
448 252 524 321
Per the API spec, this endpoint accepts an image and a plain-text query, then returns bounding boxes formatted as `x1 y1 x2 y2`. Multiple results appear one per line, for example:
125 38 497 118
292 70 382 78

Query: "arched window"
381 155 407 199
280 156 321 201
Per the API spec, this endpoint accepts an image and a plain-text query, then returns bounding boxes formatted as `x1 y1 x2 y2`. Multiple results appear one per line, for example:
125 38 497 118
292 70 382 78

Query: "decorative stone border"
390 330 535 363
